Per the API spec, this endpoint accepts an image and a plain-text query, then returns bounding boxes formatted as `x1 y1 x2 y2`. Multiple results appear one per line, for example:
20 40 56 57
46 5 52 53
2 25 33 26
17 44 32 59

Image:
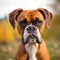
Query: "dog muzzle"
22 24 42 45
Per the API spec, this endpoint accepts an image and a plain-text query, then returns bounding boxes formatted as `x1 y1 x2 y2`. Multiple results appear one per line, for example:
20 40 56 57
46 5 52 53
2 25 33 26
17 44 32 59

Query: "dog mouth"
22 34 42 44
22 24 42 45
27 35 38 42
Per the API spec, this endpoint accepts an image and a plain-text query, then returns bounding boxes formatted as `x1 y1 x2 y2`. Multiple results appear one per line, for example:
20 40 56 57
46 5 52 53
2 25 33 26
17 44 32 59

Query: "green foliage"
43 14 60 41
46 40 60 60
0 42 19 60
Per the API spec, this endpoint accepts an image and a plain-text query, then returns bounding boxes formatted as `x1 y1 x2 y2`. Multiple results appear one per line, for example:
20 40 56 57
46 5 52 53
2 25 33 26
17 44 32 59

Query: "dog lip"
27 34 37 40
26 34 41 44
22 34 42 45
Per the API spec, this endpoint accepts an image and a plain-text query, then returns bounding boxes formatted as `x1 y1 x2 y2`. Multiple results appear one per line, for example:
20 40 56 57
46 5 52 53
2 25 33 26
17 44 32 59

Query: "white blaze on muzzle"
22 24 42 44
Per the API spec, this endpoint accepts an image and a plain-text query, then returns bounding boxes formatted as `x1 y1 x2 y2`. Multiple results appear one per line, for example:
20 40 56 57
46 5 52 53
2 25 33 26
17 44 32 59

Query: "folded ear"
9 8 23 29
38 8 53 28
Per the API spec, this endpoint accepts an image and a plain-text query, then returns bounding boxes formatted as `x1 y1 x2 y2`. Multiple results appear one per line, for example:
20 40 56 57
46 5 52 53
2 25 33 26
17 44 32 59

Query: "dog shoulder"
14 41 28 60
37 39 50 60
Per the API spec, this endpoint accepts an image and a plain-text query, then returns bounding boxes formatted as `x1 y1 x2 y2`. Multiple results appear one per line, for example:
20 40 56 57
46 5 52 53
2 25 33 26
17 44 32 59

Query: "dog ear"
38 8 53 28
9 8 23 29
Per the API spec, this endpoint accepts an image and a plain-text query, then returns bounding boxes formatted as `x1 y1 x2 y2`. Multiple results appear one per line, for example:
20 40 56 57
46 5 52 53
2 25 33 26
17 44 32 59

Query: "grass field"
0 40 60 60
46 40 60 60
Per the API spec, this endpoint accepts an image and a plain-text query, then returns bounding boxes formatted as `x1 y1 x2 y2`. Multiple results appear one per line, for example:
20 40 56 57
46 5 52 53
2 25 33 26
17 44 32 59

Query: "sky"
0 0 54 18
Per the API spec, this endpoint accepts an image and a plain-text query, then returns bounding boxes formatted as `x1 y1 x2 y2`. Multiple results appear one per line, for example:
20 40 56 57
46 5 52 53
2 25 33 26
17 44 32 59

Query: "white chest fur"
25 43 38 60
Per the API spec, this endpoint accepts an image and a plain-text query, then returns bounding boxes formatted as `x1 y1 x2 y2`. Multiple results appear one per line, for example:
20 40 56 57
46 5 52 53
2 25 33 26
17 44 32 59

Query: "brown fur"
9 8 52 60
14 39 50 60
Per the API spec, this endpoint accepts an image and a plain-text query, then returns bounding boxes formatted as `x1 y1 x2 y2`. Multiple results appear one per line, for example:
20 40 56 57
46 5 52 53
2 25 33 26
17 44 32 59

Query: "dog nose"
27 26 36 33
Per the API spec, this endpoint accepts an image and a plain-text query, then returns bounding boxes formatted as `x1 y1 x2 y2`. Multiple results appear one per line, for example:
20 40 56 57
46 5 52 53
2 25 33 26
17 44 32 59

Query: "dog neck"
28 53 37 60
25 43 38 60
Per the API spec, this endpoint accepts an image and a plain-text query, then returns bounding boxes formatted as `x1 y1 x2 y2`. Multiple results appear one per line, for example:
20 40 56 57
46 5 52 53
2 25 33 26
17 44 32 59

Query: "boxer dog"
9 8 52 60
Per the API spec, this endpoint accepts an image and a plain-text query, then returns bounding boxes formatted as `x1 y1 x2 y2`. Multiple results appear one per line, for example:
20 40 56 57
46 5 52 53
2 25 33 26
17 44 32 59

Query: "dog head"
9 8 52 45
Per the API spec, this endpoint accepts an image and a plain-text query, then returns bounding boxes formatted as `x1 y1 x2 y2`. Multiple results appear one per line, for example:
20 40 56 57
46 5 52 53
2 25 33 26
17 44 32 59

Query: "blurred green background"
0 0 60 60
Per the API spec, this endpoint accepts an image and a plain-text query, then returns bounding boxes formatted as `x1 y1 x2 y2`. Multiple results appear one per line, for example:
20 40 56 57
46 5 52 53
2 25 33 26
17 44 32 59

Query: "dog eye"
19 18 27 28
33 18 43 27
36 20 43 26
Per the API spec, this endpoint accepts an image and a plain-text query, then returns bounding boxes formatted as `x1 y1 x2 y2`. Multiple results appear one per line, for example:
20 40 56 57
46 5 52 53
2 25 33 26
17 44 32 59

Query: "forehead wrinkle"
26 11 34 23
17 10 44 23
33 11 44 21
